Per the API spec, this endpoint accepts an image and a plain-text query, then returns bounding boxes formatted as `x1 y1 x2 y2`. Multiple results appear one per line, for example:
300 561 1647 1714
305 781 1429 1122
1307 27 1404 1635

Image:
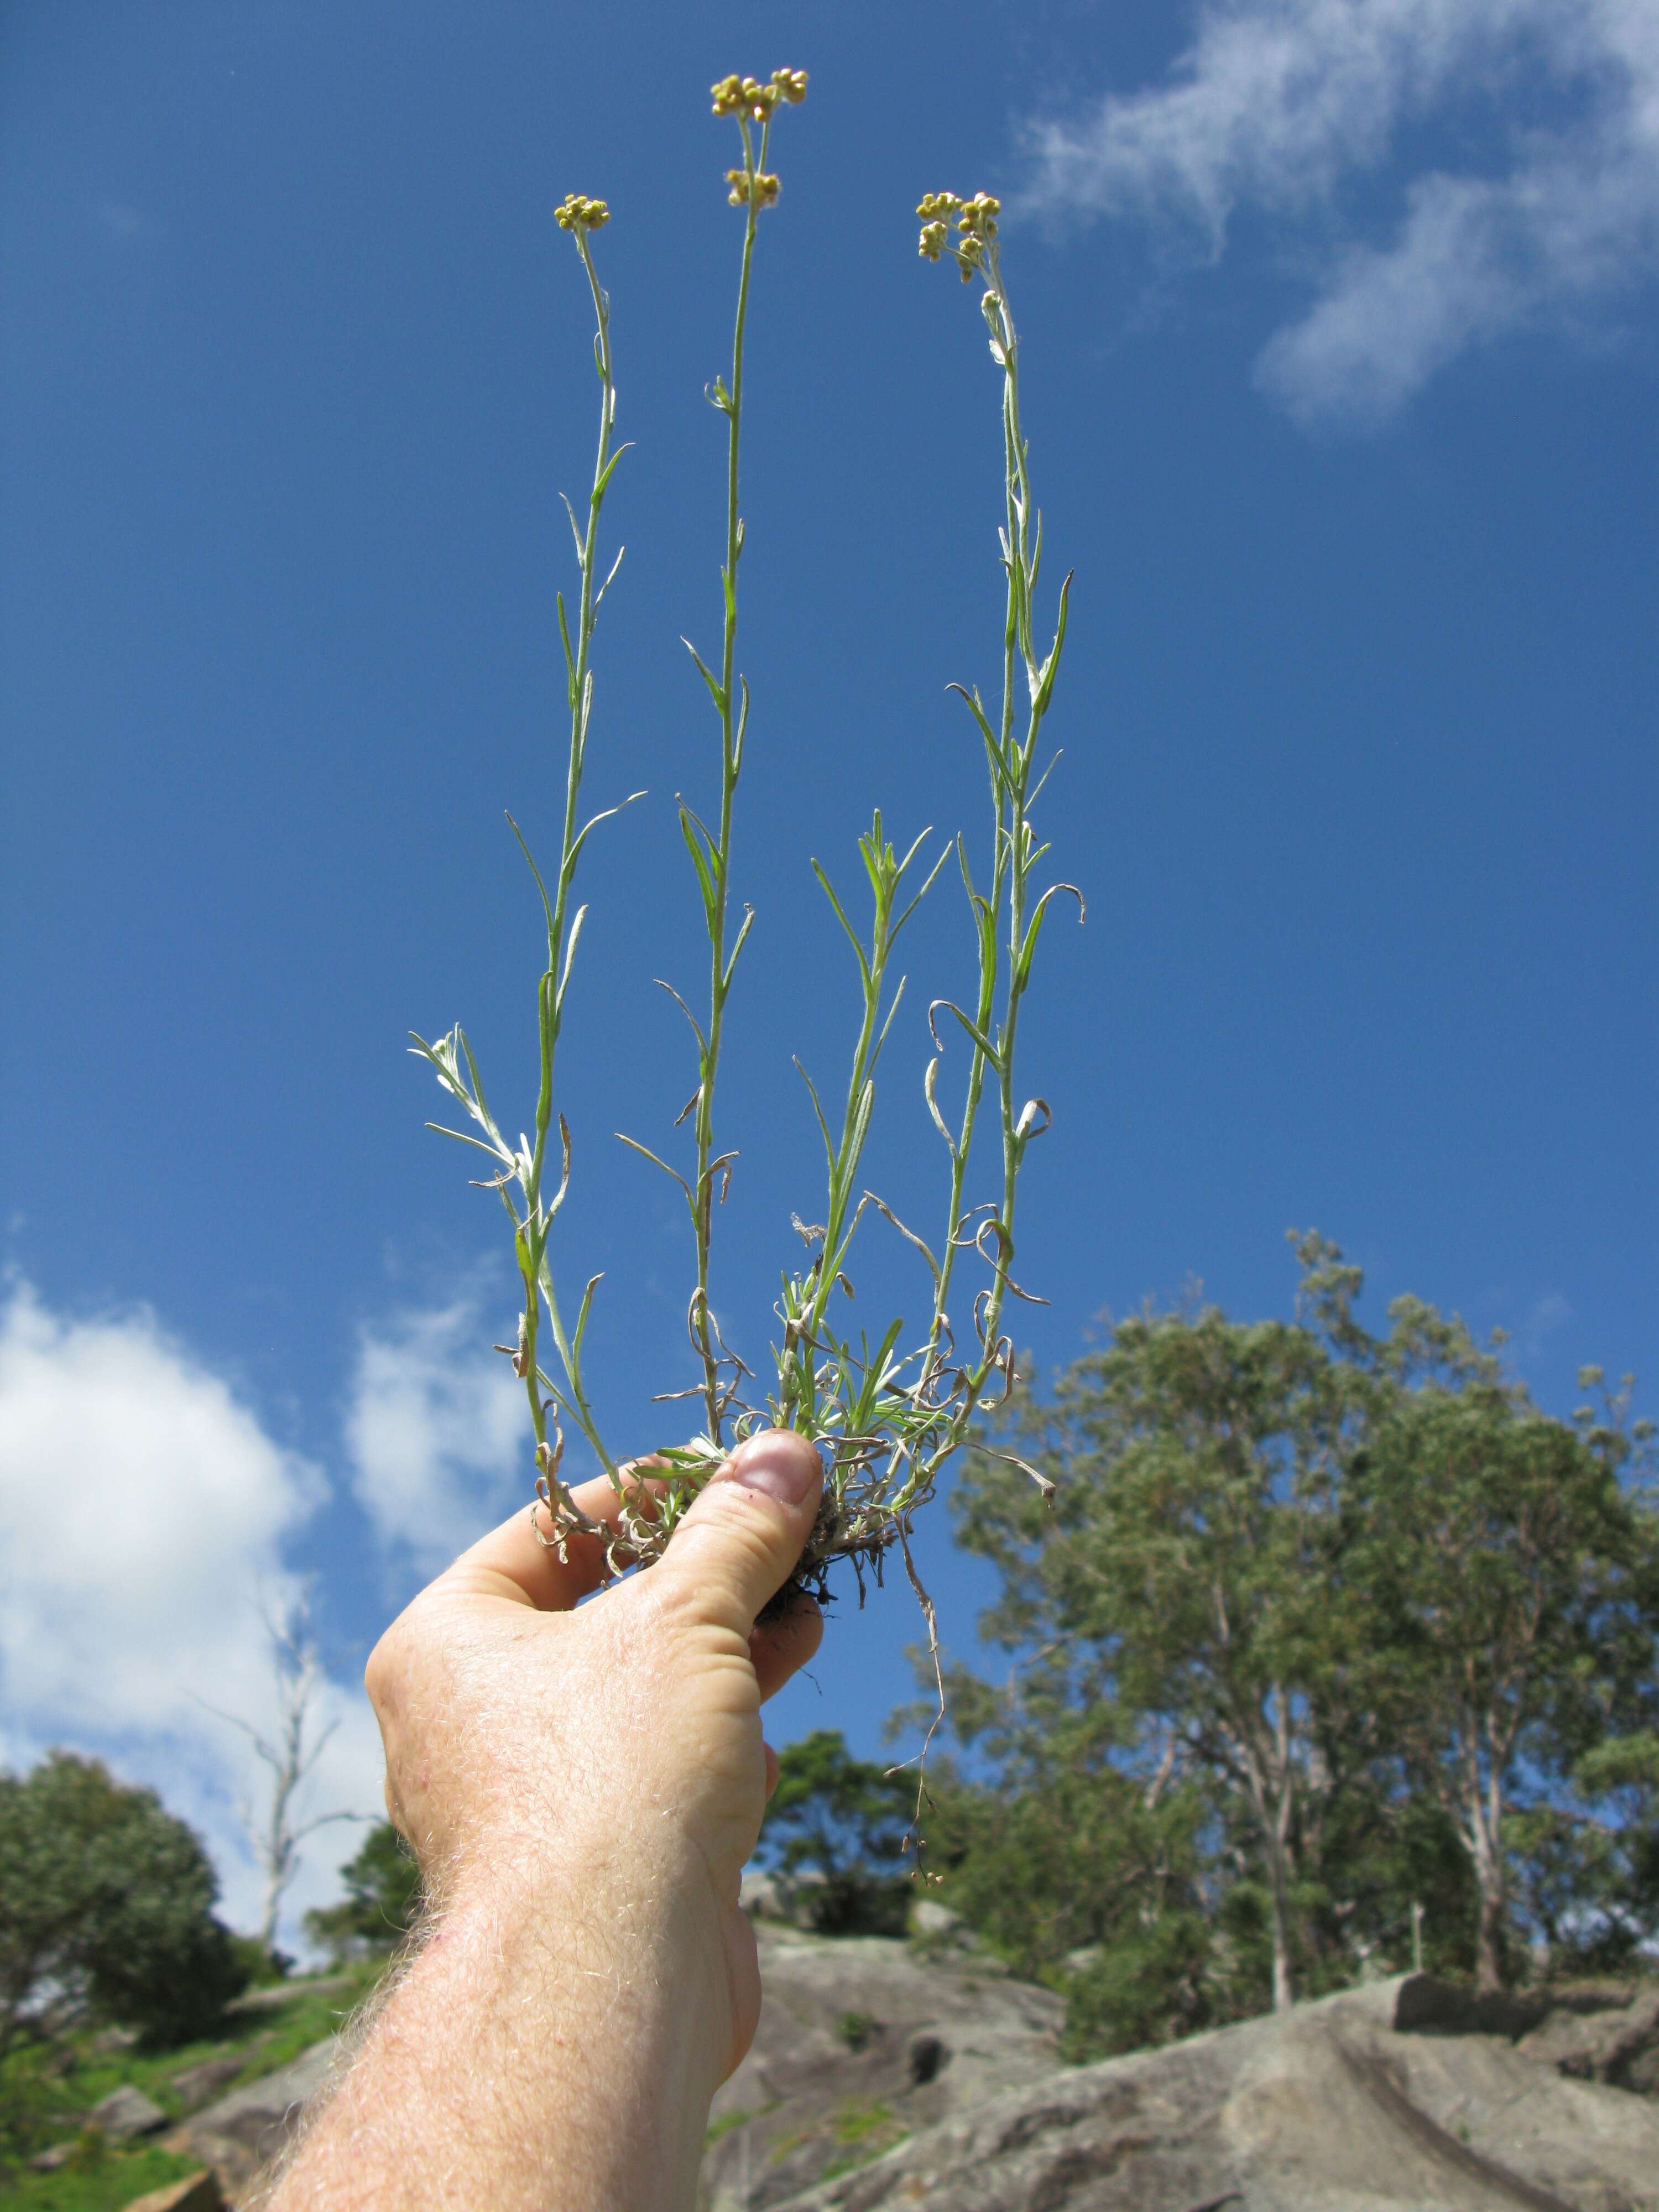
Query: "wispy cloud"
345 1295 524 1577
1519 1287 1575 1358
0 1280 382 1948
1024 0 1659 424
93 201 164 247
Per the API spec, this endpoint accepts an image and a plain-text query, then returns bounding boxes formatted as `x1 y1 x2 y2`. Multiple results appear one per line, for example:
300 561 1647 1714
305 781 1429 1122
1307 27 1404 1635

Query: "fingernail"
727 1429 821 1506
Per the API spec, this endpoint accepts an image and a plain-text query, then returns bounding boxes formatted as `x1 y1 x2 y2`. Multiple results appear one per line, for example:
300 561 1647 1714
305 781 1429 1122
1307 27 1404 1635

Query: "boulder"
170 2048 264 2114
758 1974 1659 2212
176 2036 339 2195
700 1925 1065 2210
910 1901 966 1942
741 1870 787 1921
27 2141 79 2172
1520 1983 1659 2089
227 1971 356 2016
119 2172 226 2212
90 2084 168 2140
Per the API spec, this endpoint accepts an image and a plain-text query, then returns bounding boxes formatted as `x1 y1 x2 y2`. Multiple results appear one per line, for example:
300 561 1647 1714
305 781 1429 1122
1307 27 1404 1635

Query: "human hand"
273 1430 824 2212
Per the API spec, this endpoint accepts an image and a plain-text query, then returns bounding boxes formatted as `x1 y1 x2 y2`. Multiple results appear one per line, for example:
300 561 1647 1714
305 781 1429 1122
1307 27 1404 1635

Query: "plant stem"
690 113 770 1448
517 228 620 1479
903 249 1063 1509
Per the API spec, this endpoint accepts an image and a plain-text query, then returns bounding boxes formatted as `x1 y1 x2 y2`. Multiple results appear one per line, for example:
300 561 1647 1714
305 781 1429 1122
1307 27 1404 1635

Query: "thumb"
654 1429 823 1636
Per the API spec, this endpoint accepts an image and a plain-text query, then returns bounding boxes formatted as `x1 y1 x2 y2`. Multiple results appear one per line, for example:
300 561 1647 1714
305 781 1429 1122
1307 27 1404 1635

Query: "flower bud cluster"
711 67 808 120
917 190 1001 280
554 192 609 233
727 168 782 209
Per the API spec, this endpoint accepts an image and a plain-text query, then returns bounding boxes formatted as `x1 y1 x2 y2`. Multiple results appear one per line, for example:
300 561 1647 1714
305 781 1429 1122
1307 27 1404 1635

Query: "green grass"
769 2096 907 2177
1 2138 199 2211
821 2099 909 2180
1 1964 390 2204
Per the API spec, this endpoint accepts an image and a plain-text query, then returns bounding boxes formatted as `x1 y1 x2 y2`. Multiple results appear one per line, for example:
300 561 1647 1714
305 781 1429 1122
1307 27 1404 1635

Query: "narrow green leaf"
567 787 646 870
928 997 1003 1071
811 860 872 994
681 635 727 715
614 1131 696 1211
1030 570 1073 719
505 812 557 965
555 593 576 705
572 1272 604 1360
723 904 756 992
793 1056 836 1174
893 839 951 942
592 440 634 504
679 806 719 923
923 1056 958 1162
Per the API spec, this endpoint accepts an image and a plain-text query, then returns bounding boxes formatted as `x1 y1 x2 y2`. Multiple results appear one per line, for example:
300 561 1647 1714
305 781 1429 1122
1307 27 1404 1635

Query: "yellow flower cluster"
917 190 1001 279
554 192 609 233
711 67 808 120
727 168 781 210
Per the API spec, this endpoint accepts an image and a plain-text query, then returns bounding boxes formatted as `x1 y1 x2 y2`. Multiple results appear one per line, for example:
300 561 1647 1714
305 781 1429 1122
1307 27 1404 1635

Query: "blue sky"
2 0 1655 1944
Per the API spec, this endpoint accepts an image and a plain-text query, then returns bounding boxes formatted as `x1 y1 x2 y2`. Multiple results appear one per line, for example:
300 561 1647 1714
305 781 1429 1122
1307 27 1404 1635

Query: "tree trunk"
1474 1864 1505 1994
1466 1727 1508 1995
1236 1703 1297 2015
1268 1863 1295 2015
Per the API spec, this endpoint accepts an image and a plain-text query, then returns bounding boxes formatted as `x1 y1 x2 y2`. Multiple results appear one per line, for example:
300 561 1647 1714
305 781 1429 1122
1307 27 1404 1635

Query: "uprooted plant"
411 72 1079 1620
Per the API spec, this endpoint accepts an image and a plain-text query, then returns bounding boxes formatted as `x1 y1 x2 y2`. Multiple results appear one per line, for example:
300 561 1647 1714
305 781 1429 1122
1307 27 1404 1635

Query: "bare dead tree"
204 1588 366 1955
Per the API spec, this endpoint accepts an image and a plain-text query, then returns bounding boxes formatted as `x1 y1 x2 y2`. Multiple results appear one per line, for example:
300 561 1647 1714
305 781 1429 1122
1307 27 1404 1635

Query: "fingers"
651 1430 824 1637
440 1465 665 1612
750 1591 823 1702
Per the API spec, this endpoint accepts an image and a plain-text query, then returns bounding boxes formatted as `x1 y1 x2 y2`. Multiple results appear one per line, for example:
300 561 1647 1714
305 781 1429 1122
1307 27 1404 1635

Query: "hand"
270 1429 825 2212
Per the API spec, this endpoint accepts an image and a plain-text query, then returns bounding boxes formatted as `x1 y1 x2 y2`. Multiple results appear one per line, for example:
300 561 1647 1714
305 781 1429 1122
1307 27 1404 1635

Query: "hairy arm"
265 1431 823 2212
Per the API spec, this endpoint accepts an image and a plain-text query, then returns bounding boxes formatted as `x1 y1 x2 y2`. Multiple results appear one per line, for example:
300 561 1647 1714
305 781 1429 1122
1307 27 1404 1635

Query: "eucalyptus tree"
1346 1345 1658 1991
954 1278 1373 2014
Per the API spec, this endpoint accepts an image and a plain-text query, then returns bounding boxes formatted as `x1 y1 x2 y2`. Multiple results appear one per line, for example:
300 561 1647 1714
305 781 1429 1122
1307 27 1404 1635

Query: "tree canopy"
0 1751 247 2058
937 1234 1658 2036
757 1730 913 1935
302 1820 424 1961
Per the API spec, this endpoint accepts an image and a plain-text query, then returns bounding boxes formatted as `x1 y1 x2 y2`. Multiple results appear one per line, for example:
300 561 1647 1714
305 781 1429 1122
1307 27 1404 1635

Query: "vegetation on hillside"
6 1233 1653 2154
910 1233 1658 2055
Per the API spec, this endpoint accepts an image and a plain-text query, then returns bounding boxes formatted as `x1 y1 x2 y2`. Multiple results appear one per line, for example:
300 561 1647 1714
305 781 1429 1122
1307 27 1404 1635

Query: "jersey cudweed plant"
412 72 1079 1629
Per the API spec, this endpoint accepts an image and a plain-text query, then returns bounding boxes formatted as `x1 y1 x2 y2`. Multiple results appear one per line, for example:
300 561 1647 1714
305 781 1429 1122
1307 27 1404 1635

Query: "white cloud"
1024 0 1659 423
1520 1287 1575 1357
345 1295 526 1577
95 201 163 247
0 1280 383 1950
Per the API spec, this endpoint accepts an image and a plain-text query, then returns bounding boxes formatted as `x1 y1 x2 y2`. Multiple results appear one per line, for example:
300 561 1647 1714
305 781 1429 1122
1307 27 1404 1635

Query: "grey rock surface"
700 1926 1065 2211
1520 1984 1659 2092
170 2044 268 2115
119 2171 227 2212
910 1903 965 1941
88 2083 168 2139
177 2036 340 2194
762 1973 1659 2212
147 1938 1659 2209
226 1973 356 2016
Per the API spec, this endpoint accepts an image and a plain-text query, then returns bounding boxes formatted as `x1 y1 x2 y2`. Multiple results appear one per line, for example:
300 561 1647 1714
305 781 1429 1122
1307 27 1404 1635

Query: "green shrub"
759 1732 911 1936
0 1752 247 2062
303 1822 423 1960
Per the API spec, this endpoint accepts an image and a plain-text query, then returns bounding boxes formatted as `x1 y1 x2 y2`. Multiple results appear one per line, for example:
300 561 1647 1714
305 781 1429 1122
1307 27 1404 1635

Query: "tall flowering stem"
410 190 635 1518
910 192 1079 1470
414 92 1076 1605
619 69 807 1457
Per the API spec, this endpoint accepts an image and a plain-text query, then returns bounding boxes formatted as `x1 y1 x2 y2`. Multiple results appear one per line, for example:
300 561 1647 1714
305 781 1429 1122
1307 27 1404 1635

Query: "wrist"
433 1819 736 2114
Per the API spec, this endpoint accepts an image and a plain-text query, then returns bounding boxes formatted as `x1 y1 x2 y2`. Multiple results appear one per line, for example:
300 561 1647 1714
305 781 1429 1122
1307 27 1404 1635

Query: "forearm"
268 1860 730 2212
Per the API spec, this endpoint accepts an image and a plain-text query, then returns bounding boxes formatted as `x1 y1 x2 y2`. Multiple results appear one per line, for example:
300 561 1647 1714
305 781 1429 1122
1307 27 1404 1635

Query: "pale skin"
264 1428 826 2212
